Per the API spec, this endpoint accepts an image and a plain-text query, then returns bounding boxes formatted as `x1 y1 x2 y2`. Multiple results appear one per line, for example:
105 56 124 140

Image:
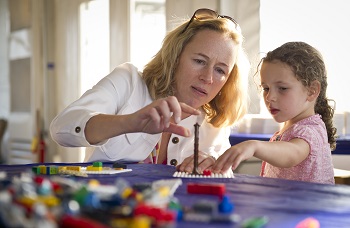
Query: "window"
79 0 110 162
130 0 166 70
80 0 110 96
260 0 350 113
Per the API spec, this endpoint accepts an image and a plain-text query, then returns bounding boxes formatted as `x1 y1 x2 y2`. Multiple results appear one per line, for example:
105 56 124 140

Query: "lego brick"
187 183 226 196
113 162 127 169
173 171 234 178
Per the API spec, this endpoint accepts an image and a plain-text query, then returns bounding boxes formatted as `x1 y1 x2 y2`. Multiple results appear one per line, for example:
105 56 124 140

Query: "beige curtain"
53 0 86 162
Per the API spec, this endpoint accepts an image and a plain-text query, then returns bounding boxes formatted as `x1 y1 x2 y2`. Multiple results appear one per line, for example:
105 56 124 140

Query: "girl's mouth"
270 108 279 115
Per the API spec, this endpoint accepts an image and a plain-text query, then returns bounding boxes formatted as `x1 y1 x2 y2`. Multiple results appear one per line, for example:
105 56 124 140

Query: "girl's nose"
265 90 276 102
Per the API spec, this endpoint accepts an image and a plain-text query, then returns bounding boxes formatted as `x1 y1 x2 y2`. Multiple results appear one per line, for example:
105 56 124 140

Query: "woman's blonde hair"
142 17 249 128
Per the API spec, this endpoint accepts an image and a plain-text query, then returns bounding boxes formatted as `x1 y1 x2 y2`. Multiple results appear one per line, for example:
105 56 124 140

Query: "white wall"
0 0 10 118
0 0 10 161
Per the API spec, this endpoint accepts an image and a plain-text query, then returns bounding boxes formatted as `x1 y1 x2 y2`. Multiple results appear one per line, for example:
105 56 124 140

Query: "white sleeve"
50 63 141 147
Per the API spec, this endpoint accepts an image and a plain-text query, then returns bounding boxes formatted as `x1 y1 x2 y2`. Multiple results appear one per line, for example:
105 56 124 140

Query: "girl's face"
260 60 315 127
173 29 238 110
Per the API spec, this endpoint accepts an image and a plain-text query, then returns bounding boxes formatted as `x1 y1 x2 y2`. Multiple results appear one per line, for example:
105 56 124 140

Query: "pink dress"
260 114 335 184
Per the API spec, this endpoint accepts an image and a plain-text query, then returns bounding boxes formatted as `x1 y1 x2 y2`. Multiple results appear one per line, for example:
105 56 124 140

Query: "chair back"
0 119 8 163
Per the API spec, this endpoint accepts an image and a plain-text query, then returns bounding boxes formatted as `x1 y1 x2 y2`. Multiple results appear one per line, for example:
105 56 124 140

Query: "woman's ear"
307 80 321 101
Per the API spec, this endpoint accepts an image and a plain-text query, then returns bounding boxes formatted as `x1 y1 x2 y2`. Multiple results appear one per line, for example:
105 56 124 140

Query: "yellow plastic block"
86 166 102 171
58 166 67 172
39 165 47 174
88 179 100 187
38 195 60 207
121 187 133 199
66 166 82 171
130 216 151 228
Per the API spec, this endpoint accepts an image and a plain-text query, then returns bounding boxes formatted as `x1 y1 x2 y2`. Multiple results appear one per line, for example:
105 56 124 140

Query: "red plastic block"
187 183 226 196
203 169 212 176
60 214 109 228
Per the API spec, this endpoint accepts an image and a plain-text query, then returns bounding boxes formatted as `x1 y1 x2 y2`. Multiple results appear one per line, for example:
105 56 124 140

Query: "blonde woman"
50 8 249 172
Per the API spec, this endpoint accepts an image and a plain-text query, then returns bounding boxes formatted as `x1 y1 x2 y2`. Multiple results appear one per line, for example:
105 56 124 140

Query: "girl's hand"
132 96 200 137
176 152 216 173
211 140 257 173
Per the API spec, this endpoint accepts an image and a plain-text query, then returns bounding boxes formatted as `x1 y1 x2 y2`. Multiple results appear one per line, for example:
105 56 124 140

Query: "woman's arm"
85 97 201 145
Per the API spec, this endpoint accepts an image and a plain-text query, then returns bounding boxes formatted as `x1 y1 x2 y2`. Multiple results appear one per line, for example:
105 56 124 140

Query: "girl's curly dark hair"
260 42 337 150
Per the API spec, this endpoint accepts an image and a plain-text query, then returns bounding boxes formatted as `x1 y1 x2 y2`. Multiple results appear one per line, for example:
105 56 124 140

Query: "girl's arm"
212 138 310 173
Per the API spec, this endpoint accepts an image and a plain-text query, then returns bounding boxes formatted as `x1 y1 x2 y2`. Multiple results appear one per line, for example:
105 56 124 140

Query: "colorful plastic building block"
86 162 103 171
218 195 234 213
187 182 226 196
32 165 59 175
133 203 176 227
241 216 269 228
173 171 234 178
295 217 320 228
66 166 82 171
86 166 103 171
93 161 103 167
60 214 110 228
203 169 212 176
113 162 127 169
32 166 41 174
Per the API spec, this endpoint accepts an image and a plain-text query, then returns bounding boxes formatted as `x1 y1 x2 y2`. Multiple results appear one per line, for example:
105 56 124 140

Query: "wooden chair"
334 168 350 185
0 119 8 163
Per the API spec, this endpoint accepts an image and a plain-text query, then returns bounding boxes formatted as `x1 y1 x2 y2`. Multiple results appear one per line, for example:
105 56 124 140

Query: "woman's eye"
279 87 287 91
215 68 225 75
194 59 205 64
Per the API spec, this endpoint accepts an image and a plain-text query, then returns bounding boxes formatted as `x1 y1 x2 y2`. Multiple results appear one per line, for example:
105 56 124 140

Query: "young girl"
212 41 336 184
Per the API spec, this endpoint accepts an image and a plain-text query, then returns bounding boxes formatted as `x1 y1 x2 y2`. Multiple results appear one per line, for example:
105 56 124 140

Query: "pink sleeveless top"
260 114 335 184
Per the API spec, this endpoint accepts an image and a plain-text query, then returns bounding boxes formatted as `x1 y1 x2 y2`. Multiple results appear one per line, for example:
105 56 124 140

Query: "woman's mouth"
192 86 207 96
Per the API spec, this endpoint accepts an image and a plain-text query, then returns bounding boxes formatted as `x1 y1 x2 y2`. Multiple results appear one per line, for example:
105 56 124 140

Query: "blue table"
1 162 350 227
230 133 350 155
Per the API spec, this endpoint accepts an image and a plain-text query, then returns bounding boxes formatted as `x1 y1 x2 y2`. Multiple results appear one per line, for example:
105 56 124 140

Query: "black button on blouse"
75 126 81 133
170 159 178 166
172 137 179 144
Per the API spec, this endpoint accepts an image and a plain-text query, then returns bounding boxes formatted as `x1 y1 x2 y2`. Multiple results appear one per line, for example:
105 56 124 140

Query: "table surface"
1 162 350 228
230 133 350 155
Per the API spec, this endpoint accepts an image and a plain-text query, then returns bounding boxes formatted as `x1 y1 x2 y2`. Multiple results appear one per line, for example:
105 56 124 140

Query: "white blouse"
50 63 231 164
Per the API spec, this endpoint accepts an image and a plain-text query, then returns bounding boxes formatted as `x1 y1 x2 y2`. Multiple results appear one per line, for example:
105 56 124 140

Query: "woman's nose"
199 68 213 84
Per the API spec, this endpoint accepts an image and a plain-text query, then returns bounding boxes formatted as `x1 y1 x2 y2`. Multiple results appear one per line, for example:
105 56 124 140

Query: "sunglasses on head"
181 8 240 34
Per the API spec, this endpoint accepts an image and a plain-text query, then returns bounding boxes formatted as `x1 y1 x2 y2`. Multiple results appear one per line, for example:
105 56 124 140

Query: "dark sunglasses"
181 8 240 34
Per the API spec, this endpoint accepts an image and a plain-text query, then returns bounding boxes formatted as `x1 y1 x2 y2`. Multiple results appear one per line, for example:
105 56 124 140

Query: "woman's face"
173 29 238 109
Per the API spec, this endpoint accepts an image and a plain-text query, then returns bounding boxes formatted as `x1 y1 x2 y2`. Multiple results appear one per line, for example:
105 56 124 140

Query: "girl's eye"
279 87 287 91
262 87 269 91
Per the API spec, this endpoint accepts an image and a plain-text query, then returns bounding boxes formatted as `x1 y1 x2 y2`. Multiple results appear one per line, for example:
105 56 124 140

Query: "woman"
50 8 249 173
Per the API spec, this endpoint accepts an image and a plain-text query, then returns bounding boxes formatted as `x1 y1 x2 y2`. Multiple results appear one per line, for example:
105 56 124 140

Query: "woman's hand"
176 152 216 173
85 96 200 145
133 96 200 137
